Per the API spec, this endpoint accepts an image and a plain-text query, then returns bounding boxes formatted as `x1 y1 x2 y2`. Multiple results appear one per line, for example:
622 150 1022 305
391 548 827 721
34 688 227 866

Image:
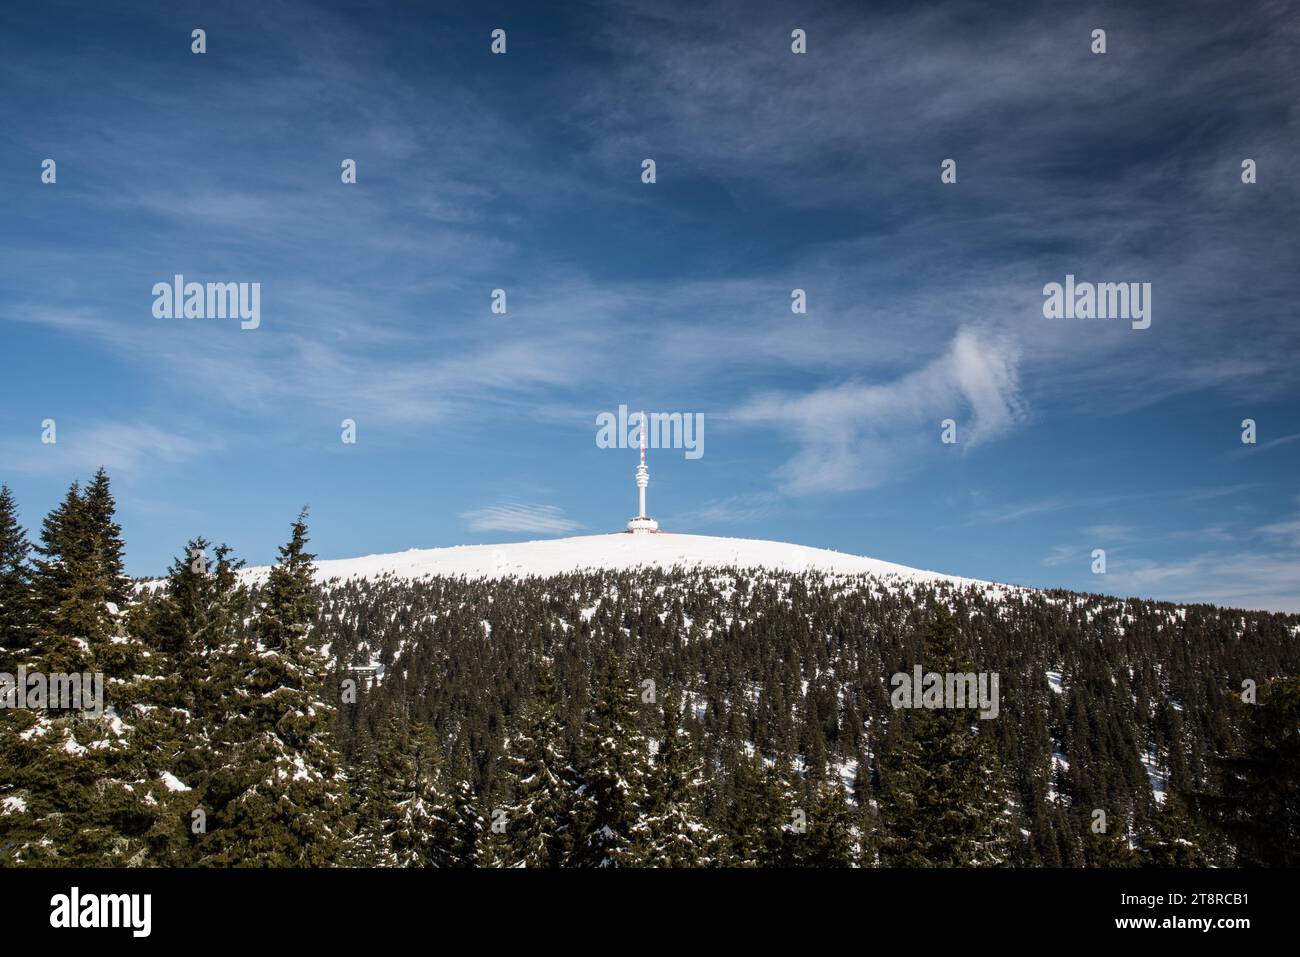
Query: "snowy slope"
240 532 992 588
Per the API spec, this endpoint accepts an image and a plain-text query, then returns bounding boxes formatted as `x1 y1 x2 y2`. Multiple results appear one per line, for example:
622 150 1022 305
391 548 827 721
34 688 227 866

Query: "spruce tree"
1197 676 1300 866
1083 822 1140 867
1138 795 1208 867
124 538 247 865
344 731 392 867
198 510 351 866
348 712 450 867
26 470 133 677
137 538 246 751
802 777 859 867
0 485 32 671
0 706 154 865
432 752 483 868
81 468 130 608
877 605 1016 866
572 654 653 867
30 482 103 673
756 756 801 866
643 694 715 866
722 751 764 866
31 482 81 593
495 664 577 867
1 476 165 865
723 750 798 866
850 749 880 864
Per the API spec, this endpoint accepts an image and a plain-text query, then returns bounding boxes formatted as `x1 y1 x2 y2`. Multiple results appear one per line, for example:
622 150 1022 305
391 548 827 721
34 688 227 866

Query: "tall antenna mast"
637 409 648 519
627 409 659 533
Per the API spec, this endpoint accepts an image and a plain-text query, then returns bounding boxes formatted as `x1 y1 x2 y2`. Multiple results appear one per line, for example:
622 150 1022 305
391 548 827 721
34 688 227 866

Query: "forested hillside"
2 473 1297 867
325 565 1300 866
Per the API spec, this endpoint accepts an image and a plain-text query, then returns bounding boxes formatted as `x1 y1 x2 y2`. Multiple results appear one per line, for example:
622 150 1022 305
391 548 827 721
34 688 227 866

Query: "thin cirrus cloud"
1260 498 1300 549
0 422 212 477
669 493 779 529
1107 551 1300 615
1230 432 1300 459
733 326 1023 495
572 0 1300 419
461 504 586 535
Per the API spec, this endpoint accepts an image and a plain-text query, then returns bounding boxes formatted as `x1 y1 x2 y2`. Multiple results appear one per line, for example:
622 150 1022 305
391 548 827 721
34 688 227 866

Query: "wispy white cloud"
461 503 585 535
1106 551 1300 614
1230 432 1300 459
1260 496 1300 548
1182 483 1262 502
670 493 777 528
1041 545 1080 568
1083 524 1135 542
973 484 1262 528
734 326 1022 494
1038 505 1300 611
0 422 213 477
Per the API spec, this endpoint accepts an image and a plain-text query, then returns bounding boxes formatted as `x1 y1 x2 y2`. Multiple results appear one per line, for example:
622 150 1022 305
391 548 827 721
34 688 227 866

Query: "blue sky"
1 0 1298 611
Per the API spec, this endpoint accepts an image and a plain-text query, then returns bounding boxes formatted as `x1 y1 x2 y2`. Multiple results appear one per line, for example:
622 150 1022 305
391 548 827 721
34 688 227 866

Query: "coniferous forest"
2 471 1298 868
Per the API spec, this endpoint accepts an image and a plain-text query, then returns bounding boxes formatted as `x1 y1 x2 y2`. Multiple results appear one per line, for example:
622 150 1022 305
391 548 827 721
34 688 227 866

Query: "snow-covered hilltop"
241 532 993 588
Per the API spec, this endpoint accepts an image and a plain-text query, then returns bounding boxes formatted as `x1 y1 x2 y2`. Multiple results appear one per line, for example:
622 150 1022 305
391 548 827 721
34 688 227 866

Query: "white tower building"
626 410 659 533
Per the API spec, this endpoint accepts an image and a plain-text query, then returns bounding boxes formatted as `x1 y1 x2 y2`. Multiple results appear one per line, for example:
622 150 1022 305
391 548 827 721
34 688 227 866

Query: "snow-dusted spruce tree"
572 653 653 867
432 748 483 867
121 536 248 865
197 510 351 866
348 711 449 866
722 750 802 866
800 775 860 866
346 713 401 867
0 484 33 857
343 756 382 864
132 538 245 777
492 663 577 867
643 694 717 866
0 485 34 672
30 481 106 674
1136 794 1207 866
0 471 170 865
877 604 1017 866
81 469 130 607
